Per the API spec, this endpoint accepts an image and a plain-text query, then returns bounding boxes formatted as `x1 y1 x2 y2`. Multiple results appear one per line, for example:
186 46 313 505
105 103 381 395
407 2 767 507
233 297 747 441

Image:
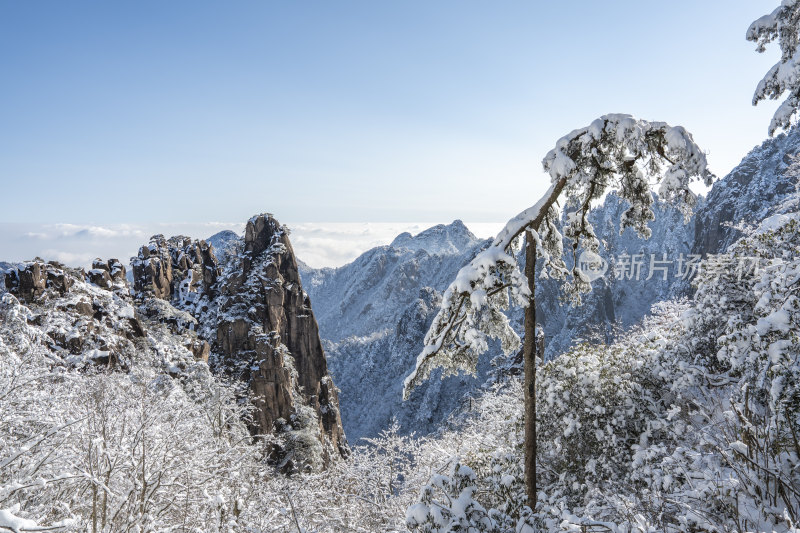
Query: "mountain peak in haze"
389 219 479 255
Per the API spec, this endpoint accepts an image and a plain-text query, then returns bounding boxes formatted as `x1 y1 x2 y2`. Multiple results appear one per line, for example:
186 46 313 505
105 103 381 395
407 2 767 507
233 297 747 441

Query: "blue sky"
0 0 785 264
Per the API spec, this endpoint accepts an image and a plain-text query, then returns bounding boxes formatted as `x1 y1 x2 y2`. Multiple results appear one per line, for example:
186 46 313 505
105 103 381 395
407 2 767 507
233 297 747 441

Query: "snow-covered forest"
3 2 800 532
3 212 799 531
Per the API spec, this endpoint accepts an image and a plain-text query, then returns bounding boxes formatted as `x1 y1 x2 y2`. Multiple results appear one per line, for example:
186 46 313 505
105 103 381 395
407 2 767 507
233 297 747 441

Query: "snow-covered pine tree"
403 114 713 506
749 0 800 135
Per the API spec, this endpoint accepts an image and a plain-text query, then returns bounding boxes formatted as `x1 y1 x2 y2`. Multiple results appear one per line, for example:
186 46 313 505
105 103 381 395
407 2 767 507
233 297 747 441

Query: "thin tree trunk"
523 230 537 508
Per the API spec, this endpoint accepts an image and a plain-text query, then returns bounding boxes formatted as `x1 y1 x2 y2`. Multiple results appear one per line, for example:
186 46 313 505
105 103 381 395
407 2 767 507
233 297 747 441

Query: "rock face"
4 261 73 302
131 235 220 303
126 215 348 469
87 258 126 289
692 127 800 255
168 236 220 299
215 214 347 466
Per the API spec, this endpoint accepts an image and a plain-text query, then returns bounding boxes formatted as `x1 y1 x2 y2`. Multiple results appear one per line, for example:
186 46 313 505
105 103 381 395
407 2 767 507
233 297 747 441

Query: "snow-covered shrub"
524 302 719 530
272 403 327 473
406 460 504 532
537 331 681 509
530 212 798 530
402 213 800 532
0 293 258 532
538 215 800 531
689 215 800 531
399 380 534 533
242 422 428 532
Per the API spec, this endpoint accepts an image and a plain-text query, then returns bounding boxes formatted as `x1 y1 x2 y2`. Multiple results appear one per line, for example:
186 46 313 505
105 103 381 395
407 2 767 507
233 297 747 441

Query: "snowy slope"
324 287 497 442
298 222 494 442
205 229 241 262
538 192 696 358
299 222 489 343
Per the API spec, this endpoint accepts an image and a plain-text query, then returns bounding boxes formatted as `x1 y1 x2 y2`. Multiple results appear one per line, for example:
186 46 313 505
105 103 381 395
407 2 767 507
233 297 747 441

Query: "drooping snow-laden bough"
404 114 713 397
749 0 800 135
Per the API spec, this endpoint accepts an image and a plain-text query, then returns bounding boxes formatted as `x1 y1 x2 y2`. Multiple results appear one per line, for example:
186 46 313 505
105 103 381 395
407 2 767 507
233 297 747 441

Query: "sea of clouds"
0 221 503 270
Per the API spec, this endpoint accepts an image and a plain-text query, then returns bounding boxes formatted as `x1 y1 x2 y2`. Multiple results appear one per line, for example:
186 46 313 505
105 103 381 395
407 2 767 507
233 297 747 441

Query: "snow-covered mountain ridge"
693 127 800 254
1 128 799 530
389 219 481 255
298 221 490 343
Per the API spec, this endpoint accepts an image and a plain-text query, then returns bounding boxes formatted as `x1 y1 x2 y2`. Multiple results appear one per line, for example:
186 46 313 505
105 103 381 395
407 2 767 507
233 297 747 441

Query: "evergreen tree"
403 114 713 506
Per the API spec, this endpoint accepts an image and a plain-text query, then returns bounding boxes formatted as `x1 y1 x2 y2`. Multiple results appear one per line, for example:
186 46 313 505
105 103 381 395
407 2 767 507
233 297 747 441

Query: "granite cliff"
3 213 347 471
214 215 346 466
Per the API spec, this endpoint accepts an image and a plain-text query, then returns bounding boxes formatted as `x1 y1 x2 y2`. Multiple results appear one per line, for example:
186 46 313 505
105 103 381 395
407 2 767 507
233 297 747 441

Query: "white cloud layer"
0 221 503 270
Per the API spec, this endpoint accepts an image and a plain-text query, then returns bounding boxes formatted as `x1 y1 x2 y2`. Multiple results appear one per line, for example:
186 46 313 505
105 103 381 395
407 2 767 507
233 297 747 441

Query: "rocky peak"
216 214 347 468
169 236 220 299
122 215 346 470
131 235 173 300
390 219 480 255
87 258 126 290
244 214 279 259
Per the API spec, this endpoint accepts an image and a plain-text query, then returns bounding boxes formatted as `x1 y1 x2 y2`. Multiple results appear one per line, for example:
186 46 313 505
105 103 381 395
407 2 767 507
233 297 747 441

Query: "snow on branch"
0 508 74 533
748 0 800 135
403 115 712 399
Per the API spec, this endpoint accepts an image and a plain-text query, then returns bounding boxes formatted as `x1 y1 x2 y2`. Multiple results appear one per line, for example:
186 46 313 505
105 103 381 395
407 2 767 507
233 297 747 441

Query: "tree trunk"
523 230 537 508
